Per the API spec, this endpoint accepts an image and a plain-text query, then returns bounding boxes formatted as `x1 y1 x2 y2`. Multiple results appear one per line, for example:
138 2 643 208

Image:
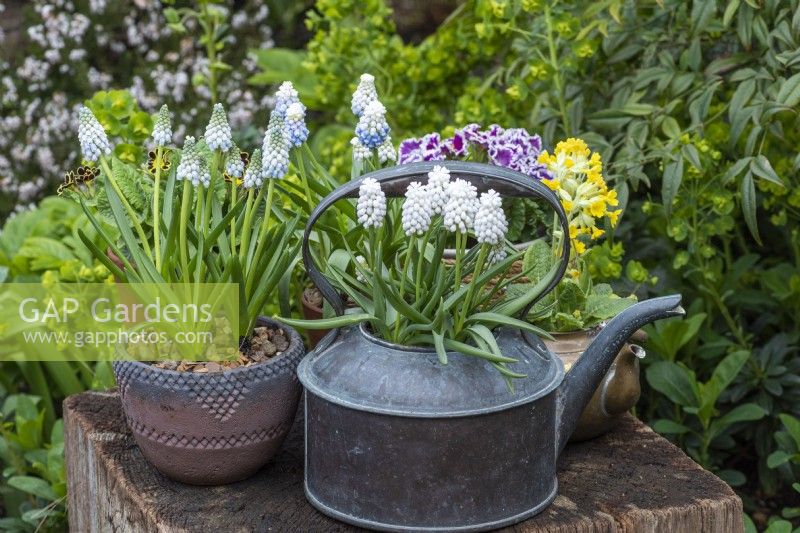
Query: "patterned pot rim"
114 316 303 377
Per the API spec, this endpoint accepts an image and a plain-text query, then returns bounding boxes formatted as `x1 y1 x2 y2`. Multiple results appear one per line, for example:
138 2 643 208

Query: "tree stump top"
65 392 742 532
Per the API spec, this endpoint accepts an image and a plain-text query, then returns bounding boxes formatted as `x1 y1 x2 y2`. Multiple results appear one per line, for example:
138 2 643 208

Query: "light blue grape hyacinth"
205 103 233 152
274 81 299 117
261 111 289 179
284 102 309 147
77 107 112 162
243 148 263 189
351 73 378 117
176 136 210 187
225 144 245 179
152 104 172 146
355 100 390 150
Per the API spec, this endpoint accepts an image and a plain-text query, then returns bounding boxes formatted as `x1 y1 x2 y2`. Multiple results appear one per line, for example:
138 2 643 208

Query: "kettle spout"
556 294 684 452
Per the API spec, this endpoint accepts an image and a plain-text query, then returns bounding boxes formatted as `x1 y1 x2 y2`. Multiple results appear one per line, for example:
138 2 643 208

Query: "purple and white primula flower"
355 101 390 149
398 124 552 182
357 177 386 229
77 107 112 162
285 102 309 147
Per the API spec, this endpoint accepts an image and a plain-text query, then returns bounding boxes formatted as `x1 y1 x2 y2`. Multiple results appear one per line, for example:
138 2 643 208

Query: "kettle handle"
302 160 571 318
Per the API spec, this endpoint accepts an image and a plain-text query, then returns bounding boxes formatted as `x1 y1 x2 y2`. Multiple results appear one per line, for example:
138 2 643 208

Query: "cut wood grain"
65 392 743 532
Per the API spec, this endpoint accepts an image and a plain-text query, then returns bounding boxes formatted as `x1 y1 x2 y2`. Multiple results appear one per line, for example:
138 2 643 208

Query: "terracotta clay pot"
544 328 647 442
113 317 304 485
300 289 328 349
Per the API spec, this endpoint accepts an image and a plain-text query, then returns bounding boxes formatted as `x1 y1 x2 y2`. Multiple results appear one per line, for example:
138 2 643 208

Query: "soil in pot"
151 326 290 373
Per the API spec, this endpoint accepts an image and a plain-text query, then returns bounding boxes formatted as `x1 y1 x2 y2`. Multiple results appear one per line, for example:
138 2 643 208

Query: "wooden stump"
65 392 743 532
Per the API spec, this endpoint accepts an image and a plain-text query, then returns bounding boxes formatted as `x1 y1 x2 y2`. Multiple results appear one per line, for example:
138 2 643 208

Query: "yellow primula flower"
607 209 622 226
591 226 605 239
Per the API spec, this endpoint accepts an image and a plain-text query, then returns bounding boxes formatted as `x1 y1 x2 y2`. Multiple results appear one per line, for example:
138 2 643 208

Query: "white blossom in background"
474 190 508 245
204 103 232 151
443 179 478 233
425 165 451 215
274 81 299 117
355 101 390 149
357 177 386 229
284 102 309 146
152 104 173 146
261 111 289 179
351 137 372 161
377 137 396 164
402 182 432 236
77 107 111 162
176 136 210 187
351 73 378 117
242 148 263 189
225 145 245 178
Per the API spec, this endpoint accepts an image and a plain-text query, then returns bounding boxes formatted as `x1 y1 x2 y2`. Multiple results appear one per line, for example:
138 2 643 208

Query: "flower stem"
245 179 275 293
239 188 257 263
457 244 488 333
179 180 192 281
152 147 163 271
229 180 238 257
453 231 465 293
544 3 571 136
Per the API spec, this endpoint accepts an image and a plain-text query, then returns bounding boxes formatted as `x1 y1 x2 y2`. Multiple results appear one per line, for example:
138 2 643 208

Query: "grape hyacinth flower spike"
351 137 372 161
261 111 289 180
443 178 479 233
355 101 390 149
474 190 508 245
152 104 172 147
242 148 263 189
205 103 233 152
274 81 300 117
357 177 386 229
377 137 396 164
425 165 451 215
77 107 112 162
285 102 309 147
351 73 378 117
176 136 210 187
402 182 432 236
225 145 245 179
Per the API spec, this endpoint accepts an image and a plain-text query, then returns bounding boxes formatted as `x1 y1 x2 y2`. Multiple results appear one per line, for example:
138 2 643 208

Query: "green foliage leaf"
8 476 57 501
646 361 699 407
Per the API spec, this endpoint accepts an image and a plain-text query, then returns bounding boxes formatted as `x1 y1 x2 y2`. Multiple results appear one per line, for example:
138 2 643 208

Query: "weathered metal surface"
299 161 685 530
113 317 305 485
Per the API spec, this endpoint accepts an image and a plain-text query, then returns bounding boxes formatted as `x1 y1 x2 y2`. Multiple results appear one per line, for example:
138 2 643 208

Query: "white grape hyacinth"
351 137 372 161
402 181 432 236
77 106 112 162
377 136 397 163
355 255 368 283
425 165 451 215
351 73 378 117
487 245 508 265
474 190 508 245
176 136 210 187
357 177 386 229
152 104 172 146
205 103 233 151
242 148 263 189
443 178 478 233
274 81 300 117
